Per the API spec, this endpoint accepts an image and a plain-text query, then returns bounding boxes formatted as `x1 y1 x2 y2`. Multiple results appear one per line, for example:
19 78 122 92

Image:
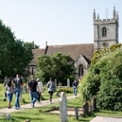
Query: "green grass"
0 83 122 122
1 98 121 122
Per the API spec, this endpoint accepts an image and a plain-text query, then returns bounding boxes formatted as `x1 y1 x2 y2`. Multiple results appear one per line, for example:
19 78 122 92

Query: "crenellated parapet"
94 18 119 26
93 6 119 26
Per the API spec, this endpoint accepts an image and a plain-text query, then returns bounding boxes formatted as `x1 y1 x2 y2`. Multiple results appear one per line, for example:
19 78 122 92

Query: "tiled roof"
31 43 94 64
45 44 94 61
31 48 45 63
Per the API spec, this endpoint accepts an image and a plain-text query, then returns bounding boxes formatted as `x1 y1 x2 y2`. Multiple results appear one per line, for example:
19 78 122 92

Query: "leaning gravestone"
60 92 67 122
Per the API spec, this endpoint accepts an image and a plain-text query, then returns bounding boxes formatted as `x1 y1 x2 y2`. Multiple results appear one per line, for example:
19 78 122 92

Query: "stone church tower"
93 7 119 51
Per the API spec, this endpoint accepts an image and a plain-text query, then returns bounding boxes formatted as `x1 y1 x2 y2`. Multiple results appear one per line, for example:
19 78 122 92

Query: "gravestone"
75 107 79 120
82 102 89 116
67 78 70 87
60 92 67 122
6 114 11 120
92 97 97 111
55 79 57 88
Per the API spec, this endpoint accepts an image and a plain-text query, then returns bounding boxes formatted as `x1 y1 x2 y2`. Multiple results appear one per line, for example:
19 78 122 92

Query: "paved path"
0 95 76 115
90 116 122 122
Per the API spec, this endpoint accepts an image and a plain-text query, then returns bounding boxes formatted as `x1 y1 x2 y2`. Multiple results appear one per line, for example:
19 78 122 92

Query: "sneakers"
38 101 41 104
31 104 35 108
15 107 20 110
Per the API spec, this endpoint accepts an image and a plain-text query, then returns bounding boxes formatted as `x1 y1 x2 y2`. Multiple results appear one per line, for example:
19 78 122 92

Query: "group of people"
5 74 23 109
5 74 56 109
5 74 79 109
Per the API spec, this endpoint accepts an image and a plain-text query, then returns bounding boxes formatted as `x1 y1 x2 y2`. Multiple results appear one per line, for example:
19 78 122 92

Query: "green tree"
0 20 33 78
36 52 76 85
79 46 122 111
91 44 122 65
24 41 39 49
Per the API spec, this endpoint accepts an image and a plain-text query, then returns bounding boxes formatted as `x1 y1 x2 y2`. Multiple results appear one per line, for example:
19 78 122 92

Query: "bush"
79 47 122 111
57 86 73 94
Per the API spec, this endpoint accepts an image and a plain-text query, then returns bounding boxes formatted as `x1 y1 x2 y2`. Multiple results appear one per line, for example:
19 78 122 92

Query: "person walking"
36 78 43 103
13 74 23 109
72 79 78 97
6 78 14 108
46 77 56 104
28 75 39 107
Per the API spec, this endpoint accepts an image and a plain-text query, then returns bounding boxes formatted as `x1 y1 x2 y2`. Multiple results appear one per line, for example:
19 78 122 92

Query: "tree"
24 41 39 50
0 20 33 78
36 52 76 85
79 46 122 111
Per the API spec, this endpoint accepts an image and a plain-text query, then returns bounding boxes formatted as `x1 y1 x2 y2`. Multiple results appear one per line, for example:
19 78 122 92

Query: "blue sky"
0 0 121 48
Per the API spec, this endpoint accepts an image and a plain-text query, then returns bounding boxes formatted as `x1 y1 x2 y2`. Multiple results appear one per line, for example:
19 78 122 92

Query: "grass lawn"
0 98 122 122
0 83 122 122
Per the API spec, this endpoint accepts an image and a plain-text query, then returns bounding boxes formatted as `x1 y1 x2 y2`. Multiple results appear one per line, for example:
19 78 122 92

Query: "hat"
36 78 40 81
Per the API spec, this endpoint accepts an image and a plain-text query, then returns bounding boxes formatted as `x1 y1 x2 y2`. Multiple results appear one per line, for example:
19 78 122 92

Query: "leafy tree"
79 46 122 111
91 44 122 65
0 20 33 78
24 41 39 49
35 52 76 85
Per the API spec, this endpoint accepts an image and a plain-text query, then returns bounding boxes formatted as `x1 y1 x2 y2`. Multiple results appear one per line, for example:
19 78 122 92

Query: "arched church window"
78 65 84 77
102 27 107 37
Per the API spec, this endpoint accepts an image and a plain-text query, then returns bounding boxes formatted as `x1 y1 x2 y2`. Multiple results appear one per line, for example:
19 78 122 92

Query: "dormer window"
102 27 107 37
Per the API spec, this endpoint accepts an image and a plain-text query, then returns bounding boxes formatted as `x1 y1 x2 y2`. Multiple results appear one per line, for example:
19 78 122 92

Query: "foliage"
24 41 39 49
0 20 33 78
35 52 76 84
91 44 122 65
79 46 122 110
57 87 73 93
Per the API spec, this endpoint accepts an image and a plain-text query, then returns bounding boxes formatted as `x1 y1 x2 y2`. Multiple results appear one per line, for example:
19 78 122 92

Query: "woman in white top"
6 78 14 108
36 78 43 103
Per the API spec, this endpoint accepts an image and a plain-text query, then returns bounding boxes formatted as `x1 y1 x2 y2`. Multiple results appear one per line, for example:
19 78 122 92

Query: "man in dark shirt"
28 75 39 107
13 74 23 109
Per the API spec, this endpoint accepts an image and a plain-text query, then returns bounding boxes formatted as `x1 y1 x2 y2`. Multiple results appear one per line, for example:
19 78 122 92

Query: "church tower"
93 7 119 51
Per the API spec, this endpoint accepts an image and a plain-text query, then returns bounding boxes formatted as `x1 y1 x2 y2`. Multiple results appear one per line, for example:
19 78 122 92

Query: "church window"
102 27 107 37
78 65 84 77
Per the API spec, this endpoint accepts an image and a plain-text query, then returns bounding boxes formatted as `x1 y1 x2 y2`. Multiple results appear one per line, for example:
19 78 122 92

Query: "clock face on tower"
102 42 109 48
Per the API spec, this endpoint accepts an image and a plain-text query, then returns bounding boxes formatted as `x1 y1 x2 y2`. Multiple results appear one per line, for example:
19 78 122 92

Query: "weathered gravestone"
6 114 11 120
75 107 79 120
60 92 67 122
67 78 70 87
91 97 97 111
55 79 57 88
82 102 89 116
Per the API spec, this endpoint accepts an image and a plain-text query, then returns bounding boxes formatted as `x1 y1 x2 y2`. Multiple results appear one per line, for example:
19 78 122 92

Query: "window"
78 65 84 77
102 27 107 37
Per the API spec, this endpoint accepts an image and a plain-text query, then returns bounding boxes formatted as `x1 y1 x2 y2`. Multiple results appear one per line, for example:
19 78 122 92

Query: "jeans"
14 88 21 108
7 93 13 102
29 91 39 106
73 86 77 96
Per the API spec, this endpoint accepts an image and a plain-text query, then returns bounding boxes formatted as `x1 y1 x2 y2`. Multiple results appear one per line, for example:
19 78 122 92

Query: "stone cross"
60 92 67 122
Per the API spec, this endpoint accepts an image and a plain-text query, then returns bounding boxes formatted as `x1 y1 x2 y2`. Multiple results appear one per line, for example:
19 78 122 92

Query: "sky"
0 0 121 48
